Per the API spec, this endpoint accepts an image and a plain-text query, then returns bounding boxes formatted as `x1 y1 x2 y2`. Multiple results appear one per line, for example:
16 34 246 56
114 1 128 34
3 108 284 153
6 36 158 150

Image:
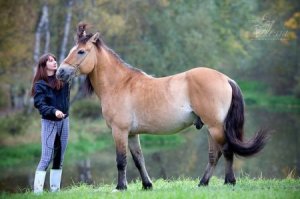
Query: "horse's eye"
78 50 85 55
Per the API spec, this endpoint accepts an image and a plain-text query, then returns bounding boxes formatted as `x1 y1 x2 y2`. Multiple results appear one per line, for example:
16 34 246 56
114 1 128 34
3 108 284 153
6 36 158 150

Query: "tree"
0 0 40 110
59 0 74 63
285 11 300 97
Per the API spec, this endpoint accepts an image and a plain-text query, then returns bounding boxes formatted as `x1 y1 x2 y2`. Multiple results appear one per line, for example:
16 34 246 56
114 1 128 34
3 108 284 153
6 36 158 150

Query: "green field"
2 177 300 199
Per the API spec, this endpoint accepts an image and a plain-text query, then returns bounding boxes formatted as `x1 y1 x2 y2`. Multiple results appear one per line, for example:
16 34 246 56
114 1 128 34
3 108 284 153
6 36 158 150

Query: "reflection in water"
77 159 93 185
242 108 300 178
151 153 167 179
0 107 299 193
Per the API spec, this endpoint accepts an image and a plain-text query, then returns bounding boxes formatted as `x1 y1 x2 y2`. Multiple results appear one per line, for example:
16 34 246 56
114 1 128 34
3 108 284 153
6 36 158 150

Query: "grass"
2 177 300 199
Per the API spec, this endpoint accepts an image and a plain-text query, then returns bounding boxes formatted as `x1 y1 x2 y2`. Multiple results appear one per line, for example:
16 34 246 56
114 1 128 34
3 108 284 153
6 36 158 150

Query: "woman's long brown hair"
31 53 63 96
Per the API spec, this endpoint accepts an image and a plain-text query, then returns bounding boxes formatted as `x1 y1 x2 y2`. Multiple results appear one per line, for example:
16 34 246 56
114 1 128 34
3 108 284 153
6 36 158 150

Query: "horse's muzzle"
56 65 75 82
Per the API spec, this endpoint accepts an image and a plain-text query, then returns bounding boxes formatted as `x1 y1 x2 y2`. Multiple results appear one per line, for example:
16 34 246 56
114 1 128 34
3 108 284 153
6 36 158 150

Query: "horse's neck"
90 49 134 98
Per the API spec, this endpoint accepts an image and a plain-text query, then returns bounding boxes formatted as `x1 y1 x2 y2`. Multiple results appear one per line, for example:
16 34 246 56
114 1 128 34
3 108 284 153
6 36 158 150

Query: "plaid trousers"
37 117 69 171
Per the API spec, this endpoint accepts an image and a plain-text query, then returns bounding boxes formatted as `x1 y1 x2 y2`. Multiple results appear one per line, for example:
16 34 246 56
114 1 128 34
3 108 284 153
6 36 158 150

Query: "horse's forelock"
77 33 94 44
77 22 88 40
76 22 102 48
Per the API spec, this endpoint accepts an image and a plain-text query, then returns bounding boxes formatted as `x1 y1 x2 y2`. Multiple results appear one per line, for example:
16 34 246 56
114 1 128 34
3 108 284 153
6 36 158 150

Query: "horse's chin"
56 73 74 83
56 65 77 83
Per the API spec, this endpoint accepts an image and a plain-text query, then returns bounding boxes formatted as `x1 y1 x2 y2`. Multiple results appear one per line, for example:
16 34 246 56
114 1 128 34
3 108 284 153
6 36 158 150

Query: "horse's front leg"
112 126 129 190
128 135 153 189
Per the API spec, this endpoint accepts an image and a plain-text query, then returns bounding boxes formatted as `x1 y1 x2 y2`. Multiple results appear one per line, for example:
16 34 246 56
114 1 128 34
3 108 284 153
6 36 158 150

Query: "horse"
56 23 268 190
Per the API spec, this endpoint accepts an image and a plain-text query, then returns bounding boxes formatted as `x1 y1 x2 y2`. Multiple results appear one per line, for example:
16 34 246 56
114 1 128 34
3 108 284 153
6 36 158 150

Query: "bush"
71 99 102 119
0 111 31 136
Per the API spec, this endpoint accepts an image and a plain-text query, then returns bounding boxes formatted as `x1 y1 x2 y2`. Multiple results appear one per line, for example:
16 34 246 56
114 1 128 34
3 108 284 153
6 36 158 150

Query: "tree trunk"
33 4 50 64
25 3 50 113
59 0 74 63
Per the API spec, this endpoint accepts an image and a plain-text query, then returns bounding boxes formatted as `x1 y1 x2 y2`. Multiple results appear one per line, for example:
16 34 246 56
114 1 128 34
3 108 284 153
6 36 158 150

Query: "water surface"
0 107 299 192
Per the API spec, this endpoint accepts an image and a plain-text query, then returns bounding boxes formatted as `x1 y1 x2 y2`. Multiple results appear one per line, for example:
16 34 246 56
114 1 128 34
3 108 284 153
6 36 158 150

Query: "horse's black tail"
224 80 269 157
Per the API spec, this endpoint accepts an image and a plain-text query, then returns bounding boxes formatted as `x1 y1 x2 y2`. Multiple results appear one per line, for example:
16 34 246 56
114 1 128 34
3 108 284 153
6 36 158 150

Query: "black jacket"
34 76 70 121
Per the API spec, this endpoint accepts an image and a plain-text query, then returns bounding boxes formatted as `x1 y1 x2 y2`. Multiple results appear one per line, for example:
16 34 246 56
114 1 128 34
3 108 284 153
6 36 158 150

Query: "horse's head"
56 23 101 82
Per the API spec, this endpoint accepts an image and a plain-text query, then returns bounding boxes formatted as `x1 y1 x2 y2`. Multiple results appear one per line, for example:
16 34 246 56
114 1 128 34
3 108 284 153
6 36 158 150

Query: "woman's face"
46 56 57 72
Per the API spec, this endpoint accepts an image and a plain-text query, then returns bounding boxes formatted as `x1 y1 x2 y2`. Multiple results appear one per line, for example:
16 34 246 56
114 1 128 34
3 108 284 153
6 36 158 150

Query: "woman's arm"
33 83 57 117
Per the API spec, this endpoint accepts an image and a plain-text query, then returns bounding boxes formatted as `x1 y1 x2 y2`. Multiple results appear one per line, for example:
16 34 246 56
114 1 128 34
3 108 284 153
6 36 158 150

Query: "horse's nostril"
60 68 65 74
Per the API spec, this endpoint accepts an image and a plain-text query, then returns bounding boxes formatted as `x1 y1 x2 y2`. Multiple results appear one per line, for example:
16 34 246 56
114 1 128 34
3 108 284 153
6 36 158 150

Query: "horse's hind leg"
223 144 236 185
204 126 236 185
199 132 222 186
128 135 153 189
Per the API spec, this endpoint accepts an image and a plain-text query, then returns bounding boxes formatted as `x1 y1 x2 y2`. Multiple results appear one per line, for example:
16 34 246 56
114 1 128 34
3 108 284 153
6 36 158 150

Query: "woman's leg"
34 119 57 193
50 117 69 192
52 134 62 169
37 119 57 171
52 117 69 169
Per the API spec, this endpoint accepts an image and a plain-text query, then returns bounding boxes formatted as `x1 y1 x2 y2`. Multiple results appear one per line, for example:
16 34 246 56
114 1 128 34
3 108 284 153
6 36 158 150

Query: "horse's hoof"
224 177 236 186
115 185 127 191
198 179 209 187
142 182 153 190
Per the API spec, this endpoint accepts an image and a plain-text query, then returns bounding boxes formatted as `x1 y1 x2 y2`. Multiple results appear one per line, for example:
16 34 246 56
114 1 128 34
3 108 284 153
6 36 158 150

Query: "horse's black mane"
83 75 94 96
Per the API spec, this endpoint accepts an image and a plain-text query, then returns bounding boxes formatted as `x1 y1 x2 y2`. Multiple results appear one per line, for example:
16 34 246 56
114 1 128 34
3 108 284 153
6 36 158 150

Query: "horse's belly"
132 107 197 135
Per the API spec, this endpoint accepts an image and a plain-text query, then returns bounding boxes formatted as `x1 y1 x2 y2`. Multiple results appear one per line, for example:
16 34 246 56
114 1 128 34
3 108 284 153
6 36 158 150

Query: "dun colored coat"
56 23 268 190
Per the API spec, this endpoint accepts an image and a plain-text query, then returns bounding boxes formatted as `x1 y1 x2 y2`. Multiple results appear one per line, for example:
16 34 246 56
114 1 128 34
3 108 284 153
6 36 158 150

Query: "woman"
31 53 70 193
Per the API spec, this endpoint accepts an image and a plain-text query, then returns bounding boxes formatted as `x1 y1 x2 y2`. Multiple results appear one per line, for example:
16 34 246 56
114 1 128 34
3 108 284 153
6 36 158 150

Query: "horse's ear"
90 32 100 44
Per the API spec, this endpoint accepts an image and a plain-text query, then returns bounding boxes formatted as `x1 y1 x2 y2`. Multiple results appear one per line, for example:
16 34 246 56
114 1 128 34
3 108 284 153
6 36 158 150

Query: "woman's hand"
55 110 65 119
